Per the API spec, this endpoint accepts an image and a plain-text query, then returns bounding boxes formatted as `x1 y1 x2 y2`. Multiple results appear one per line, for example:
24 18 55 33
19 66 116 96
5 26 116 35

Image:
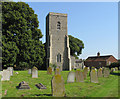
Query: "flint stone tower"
46 12 71 71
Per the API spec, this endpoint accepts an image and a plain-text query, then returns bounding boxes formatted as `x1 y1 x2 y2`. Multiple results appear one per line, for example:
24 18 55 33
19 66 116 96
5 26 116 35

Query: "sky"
13 1 118 59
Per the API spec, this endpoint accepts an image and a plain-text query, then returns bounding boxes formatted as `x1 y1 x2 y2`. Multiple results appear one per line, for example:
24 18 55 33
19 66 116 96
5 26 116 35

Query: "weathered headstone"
47 67 52 75
52 74 65 97
28 69 31 74
32 67 38 78
7 67 13 76
18 81 30 89
75 70 84 82
35 83 46 89
90 69 98 83
103 67 110 77
83 67 88 79
0 71 2 75
67 71 75 83
1 70 10 81
55 68 60 75
15 72 19 74
97 68 103 77
115 67 118 71
110 68 114 73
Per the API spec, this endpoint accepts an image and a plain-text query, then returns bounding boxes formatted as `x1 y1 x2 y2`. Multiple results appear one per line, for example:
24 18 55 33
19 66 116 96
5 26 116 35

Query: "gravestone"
0 71 2 75
97 68 103 77
32 67 38 78
1 70 10 81
18 81 30 89
83 67 88 79
110 68 114 73
55 68 60 75
15 72 19 74
75 70 84 82
35 83 46 89
67 71 75 83
113 68 115 71
28 69 31 74
52 74 65 97
47 67 52 75
90 69 98 83
7 67 13 76
103 67 110 77
115 67 118 71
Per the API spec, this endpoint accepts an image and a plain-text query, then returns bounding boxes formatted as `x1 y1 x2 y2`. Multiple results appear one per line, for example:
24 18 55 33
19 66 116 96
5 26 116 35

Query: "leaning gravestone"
90 68 98 83
32 67 38 78
67 71 75 83
28 69 31 74
52 74 65 97
18 81 30 90
55 68 60 75
75 70 84 82
83 67 88 79
7 67 13 76
1 70 10 81
103 67 110 77
47 67 52 75
97 68 103 77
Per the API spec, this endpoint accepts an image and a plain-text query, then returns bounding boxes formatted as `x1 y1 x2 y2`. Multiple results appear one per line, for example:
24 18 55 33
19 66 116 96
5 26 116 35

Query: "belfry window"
57 21 61 30
57 53 61 62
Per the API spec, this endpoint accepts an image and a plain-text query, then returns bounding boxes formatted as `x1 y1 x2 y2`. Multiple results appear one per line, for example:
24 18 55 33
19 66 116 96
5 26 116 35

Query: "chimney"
97 52 100 57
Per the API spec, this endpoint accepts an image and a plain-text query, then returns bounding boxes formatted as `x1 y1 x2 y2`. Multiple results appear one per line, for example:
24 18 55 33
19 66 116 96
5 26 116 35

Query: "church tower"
46 12 71 71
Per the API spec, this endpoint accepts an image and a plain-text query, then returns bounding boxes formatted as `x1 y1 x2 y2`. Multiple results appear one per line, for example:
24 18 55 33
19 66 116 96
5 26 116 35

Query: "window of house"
57 53 61 62
57 21 61 30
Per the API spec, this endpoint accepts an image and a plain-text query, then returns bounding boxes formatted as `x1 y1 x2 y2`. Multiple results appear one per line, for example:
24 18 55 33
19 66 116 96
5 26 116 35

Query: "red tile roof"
86 55 112 62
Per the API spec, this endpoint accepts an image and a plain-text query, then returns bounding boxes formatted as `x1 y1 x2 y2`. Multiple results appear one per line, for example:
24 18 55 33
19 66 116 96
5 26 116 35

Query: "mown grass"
1 70 119 97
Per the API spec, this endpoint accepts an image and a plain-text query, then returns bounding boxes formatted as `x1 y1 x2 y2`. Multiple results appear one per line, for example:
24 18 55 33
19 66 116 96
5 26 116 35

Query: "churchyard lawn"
1 70 119 97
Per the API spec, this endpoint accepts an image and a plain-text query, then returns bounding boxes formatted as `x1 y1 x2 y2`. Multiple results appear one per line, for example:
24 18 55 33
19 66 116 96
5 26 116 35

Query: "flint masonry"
46 12 71 71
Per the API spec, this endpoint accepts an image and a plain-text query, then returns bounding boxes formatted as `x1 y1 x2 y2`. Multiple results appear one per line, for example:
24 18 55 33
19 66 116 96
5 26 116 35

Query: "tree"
2 2 45 69
69 35 84 59
110 62 120 70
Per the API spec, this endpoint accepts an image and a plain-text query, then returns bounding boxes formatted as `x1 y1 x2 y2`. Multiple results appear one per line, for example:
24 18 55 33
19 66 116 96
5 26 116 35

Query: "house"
70 55 84 69
84 52 118 68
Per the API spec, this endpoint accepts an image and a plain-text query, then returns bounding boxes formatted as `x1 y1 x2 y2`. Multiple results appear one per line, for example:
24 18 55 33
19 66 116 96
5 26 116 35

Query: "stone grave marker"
1 70 10 81
47 67 52 75
110 68 114 73
115 67 118 71
18 81 30 89
67 71 75 83
0 71 2 75
55 68 60 75
75 70 84 82
103 67 110 77
28 69 31 74
32 67 38 78
7 67 13 76
90 68 98 83
35 83 46 89
83 67 88 79
97 68 103 77
51 74 65 97
113 68 115 71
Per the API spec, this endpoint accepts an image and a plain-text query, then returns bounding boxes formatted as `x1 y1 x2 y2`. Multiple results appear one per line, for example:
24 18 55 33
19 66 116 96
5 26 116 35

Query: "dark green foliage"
110 62 120 69
2 2 45 70
69 35 84 59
